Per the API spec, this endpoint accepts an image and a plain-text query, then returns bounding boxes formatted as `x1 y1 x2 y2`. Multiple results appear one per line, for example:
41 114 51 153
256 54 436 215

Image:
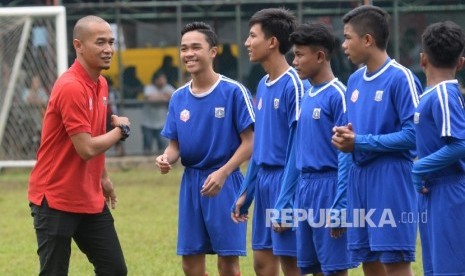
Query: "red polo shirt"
28 60 109 214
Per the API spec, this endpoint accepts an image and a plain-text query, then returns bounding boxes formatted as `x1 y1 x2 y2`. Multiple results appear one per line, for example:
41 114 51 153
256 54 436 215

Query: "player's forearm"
331 152 352 211
275 126 298 212
354 120 415 152
163 140 180 164
413 138 465 176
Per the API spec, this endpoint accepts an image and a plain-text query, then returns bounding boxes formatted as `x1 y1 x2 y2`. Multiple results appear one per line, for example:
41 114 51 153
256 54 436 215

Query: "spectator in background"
155 55 178 88
22 75 49 147
122 66 143 99
22 75 48 105
141 71 174 155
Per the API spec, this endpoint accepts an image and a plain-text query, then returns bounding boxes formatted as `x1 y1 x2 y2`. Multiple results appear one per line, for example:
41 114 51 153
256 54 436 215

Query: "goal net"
0 6 67 168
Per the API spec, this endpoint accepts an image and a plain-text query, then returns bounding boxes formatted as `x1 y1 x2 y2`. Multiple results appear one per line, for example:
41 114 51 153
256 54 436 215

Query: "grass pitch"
0 162 423 275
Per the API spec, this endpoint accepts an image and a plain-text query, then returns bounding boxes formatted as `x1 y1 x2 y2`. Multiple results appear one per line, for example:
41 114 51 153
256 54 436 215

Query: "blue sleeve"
231 158 258 215
354 120 415 152
330 151 352 211
328 151 352 227
412 138 465 192
235 85 255 133
161 96 178 140
274 123 299 222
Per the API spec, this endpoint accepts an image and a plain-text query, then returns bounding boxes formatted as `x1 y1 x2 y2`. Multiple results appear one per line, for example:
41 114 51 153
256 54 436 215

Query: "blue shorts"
347 156 417 263
296 171 358 275
419 174 465 275
177 168 247 256
252 166 297 257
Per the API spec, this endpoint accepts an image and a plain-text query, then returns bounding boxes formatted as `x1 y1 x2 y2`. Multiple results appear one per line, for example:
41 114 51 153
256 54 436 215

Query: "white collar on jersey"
363 59 394 81
189 75 222 98
309 78 338 97
420 79 458 98
264 67 292 86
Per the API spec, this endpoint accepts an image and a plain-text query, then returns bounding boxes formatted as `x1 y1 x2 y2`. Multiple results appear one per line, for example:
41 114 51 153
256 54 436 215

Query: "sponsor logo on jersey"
312 108 321 119
414 112 420 124
351 90 359 103
257 98 262 110
215 107 225 118
89 97 93 111
180 109 190 122
274 98 280 109
374 90 384 102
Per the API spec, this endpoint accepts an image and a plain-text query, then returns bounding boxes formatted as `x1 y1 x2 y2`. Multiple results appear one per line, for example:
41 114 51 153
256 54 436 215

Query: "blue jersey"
414 80 465 178
346 59 421 165
296 78 347 172
162 75 255 169
253 67 309 166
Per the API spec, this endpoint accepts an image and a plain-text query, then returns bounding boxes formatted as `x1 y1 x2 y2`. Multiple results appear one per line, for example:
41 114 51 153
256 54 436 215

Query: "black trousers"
30 199 127 276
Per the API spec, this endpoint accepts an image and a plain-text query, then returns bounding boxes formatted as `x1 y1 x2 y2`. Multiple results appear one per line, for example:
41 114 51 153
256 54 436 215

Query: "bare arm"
70 115 130 160
201 126 254 197
155 139 181 174
101 166 118 209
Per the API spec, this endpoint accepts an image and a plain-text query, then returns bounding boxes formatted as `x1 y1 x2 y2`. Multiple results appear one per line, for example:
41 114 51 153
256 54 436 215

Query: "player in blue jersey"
412 21 465 276
155 22 255 276
273 22 358 276
331 5 422 276
231 8 308 276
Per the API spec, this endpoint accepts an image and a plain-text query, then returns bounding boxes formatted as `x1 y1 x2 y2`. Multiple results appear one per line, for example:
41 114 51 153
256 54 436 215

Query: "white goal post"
0 6 67 169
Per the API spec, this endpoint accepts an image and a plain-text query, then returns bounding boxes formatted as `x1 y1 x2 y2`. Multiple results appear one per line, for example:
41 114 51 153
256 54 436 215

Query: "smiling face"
244 23 272 63
180 30 216 75
342 23 367 66
74 21 114 73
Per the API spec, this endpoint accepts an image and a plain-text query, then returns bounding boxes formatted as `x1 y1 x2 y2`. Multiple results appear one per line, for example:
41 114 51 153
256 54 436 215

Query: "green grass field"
0 163 424 275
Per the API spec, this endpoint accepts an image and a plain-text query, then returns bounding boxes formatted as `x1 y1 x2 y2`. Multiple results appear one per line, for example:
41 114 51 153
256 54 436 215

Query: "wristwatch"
117 124 130 141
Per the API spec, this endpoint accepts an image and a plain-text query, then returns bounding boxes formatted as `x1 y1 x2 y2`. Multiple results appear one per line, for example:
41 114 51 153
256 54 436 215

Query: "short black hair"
289 22 336 61
181 21 218 48
422 21 465 69
249 8 297 55
342 5 390 50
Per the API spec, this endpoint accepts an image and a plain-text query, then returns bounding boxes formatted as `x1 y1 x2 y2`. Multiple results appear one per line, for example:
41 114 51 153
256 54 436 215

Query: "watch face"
122 125 130 135
119 125 130 140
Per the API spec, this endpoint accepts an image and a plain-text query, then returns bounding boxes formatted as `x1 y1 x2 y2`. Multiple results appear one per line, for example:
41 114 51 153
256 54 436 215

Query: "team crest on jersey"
215 107 225 118
89 97 93 110
351 90 359 103
312 108 321 119
414 112 420 124
103 96 108 106
274 98 280 109
180 109 190 122
257 98 263 110
374 90 384 102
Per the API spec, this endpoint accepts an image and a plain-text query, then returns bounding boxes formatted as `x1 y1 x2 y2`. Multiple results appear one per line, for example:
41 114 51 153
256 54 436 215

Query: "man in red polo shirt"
28 15 130 276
